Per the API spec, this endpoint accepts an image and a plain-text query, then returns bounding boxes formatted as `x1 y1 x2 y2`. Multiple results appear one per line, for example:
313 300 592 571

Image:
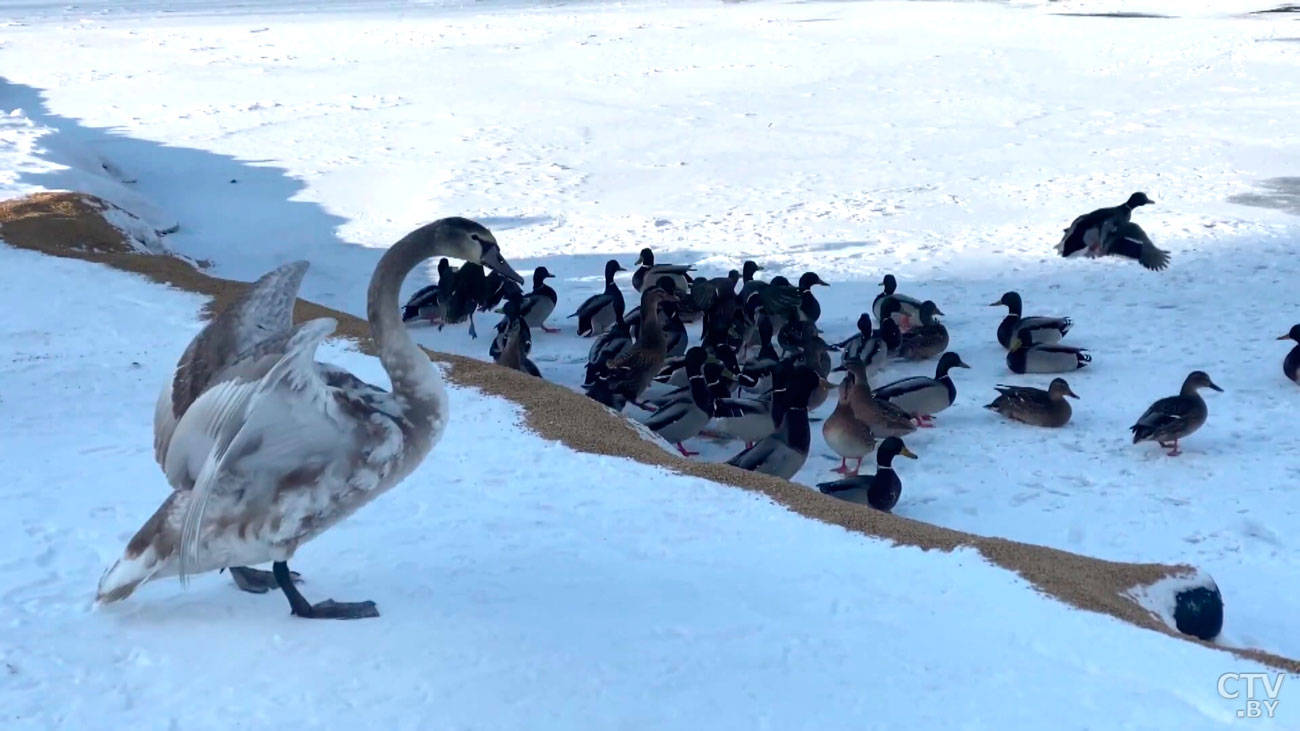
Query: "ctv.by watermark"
1218 672 1288 720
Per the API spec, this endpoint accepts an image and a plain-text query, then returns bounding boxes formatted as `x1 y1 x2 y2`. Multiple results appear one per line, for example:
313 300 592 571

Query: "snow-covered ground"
3 0 1300 725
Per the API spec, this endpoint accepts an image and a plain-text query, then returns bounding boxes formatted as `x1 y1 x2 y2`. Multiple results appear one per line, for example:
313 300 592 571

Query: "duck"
627 276 689 356
641 347 717 457
585 285 679 412
984 378 1078 428
817 437 917 513
439 261 492 339
1279 324 1300 384
873 351 970 427
738 316 782 393
102 217 524 618
1130 370 1223 456
489 286 530 361
989 291 1072 349
400 257 455 324
737 260 766 302
712 356 795 448
494 300 541 378
570 259 626 337
725 364 820 480
879 316 903 358
1006 329 1090 374
822 374 877 476
631 247 694 293
1056 191 1153 260
518 266 560 333
835 313 888 377
584 295 631 386
893 300 948 361
833 359 917 438
742 275 802 343
1102 220 1171 271
795 271 830 323
872 274 923 331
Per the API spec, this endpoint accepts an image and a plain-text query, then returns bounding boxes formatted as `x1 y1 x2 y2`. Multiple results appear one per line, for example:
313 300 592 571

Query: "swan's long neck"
367 233 451 431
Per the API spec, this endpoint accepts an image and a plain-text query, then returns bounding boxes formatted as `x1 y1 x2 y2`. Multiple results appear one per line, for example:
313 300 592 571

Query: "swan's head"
437 217 524 284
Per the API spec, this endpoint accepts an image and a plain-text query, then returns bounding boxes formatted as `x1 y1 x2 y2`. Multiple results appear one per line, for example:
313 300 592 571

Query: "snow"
3 0 1300 725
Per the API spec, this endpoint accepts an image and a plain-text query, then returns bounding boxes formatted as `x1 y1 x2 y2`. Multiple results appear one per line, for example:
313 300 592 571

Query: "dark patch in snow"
1174 585 1224 641
1228 177 1300 216
1052 12 1175 19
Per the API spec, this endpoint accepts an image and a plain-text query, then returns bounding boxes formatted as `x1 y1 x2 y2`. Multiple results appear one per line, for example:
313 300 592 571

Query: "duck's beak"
957 360 972 369
816 278 830 287
1065 387 1080 399
934 306 947 316
543 272 556 280
614 262 626 272
482 248 525 284
1278 334 1292 340
900 445 919 459
987 301 1002 307
1208 381 1224 393
633 254 645 267
755 264 765 271
1009 338 1022 352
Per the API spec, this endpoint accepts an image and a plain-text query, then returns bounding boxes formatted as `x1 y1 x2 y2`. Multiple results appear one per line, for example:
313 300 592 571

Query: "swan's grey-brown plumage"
99 217 524 619
1130 370 1222 456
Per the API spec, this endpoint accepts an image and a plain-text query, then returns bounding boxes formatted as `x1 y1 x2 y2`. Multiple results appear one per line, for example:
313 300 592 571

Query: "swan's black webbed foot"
273 561 379 620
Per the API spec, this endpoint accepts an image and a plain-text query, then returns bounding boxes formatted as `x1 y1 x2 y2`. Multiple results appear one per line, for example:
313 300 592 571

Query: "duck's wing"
1133 395 1195 433
402 283 441 320
817 475 871 495
173 319 379 583
1104 221 1170 271
991 384 1050 408
156 261 309 468
871 376 932 400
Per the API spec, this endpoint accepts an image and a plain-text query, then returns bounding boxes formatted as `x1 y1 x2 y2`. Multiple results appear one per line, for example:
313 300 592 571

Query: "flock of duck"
94 195 1300 620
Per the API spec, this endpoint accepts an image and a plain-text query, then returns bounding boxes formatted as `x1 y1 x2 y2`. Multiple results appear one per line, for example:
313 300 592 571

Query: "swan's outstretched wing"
155 260 309 468
174 318 346 583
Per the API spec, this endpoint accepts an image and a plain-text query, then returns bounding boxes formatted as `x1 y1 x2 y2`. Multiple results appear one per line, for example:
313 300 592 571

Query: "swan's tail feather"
96 493 182 603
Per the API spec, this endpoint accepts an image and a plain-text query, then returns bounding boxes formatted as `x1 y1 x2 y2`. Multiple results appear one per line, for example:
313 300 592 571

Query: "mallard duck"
822 375 876 475
873 351 970 427
894 300 948 361
584 296 630 387
737 315 781 393
102 217 524 618
1130 371 1223 456
872 274 923 331
1056 191 1153 259
1102 220 1171 271
796 271 830 323
641 347 717 457
489 287 531 361
989 291 1072 349
726 364 820 479
879 316 902 357
631 247 694 293
439 261 492 338
835 313 888 377
585 286 679 412
833 360 916 438
737 260 766 302
518 266 559 333
400 257 455 324
984 378 1078 428
742 275 802 342
1279 324 1300 384
712 356 796 448
1007 329 1090 374
494 300 541 378
817 437 917 513
570 259 625 337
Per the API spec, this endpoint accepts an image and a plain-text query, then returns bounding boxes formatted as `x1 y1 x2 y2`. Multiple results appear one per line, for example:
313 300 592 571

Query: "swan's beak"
482 248 524 284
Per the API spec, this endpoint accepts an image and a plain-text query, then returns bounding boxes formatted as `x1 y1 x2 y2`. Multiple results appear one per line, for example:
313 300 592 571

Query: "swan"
98 217 523 619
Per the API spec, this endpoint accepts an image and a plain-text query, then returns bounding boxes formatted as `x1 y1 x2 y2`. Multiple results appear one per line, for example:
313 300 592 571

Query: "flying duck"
631 247 694 293
1130 370 1223 456
817 437 917 513
984 378 1078 428
1279 324 1300 384
1056 191 1152 259
873 351 970 427
1007 329 1090 374
570 259 626 337
989 291 1072 349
